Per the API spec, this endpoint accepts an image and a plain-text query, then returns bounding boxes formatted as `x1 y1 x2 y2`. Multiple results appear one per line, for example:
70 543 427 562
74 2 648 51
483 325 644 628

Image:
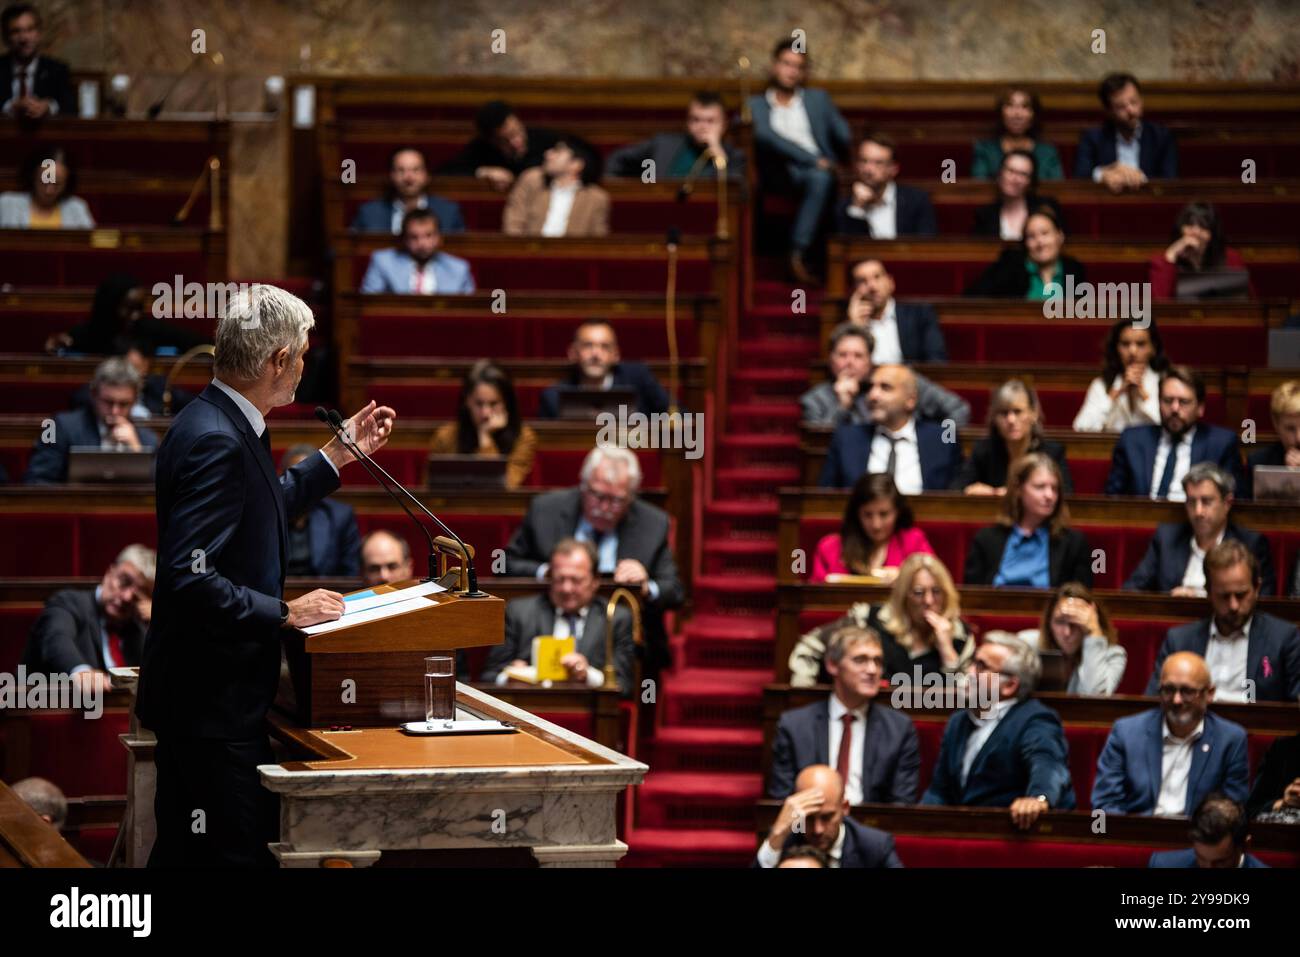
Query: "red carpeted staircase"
623 268 822 866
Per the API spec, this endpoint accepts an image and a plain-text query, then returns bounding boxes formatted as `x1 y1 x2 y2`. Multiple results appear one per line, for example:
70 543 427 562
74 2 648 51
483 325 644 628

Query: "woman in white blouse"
0 147 95 229
1034 582 1128 695
1072 318 1167 432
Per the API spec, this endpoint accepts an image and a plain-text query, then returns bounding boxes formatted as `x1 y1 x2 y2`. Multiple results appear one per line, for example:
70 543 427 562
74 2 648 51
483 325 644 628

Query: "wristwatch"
279 600 291 628
1034 794 1050 806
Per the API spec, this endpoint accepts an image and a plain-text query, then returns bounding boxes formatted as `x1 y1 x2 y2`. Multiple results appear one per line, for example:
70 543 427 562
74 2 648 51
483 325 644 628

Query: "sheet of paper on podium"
301 580 446 635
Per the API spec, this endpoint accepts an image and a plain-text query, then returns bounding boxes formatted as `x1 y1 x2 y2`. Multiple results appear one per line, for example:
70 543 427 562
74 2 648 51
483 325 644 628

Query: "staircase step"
622 827 757 867
649 726 765 774
703 499 778 540
699 536 778 578
682 614 775 642
659 667 769 727
714 465 800 500
636 771 764 830
677 617 774 669
727 402 799 434
738 338 819 369
729 369 808 404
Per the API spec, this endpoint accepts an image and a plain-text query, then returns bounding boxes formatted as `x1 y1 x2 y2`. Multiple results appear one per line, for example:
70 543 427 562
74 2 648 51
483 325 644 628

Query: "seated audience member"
10 778 67 831
810 473 934 583
0 146 93 227
1145 540 1300 703
438 99 560 191
1244 380 1300 498
1034 582 1127 695
360 529 414 587
922 633 1076 826
504 446 683 673
605 91 746 181
954 379 1073 495
1149 794 1268 868
1246 733 1300 823
748 38 851 283
46 273 209 357
845 259 947 363
280 444 361 578
819 364 963 491
964 207 1085 300
964 453 1092 588
755 765 902 869
970 150 1063 241
1104 366 1243 500
769 626 920 804
21 544 155 692
777 845 829 868
1123 463 1274 596
970 86 1064 181
538 320 669 418
482 539 635 694
24 356 160 483
359 208 475 295
71 341 195 417
1149 202 1253 301
430 360 537 489
1 4 73 118
801 323 970 429
503 136 609 237
790 553 973 686
350 146 465 235
833 132 936 239
1075 72 1178 190
1093 652 1248 816
1072 318 1168 432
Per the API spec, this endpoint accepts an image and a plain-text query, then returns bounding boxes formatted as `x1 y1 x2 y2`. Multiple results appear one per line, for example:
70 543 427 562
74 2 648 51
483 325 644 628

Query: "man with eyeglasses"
922 632 1075 829
24 356 160 483
1092 651 1248 816
504 445 683 674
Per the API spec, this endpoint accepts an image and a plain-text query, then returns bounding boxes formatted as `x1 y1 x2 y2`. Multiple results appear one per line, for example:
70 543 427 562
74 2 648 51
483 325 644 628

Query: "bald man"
1092 651 1248 816
754 764 902 869
818 363 962 491
360 529 414 586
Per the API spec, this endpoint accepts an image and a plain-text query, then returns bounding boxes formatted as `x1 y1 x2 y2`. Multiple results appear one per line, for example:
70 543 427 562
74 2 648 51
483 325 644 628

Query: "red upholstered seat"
356 314 698 358
0 606 39 671
351 252 715 294
895 834 1169 867
10 709 131 798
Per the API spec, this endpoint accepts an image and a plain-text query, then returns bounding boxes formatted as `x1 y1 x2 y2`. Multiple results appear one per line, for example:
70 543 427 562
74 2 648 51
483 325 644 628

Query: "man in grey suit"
483 538 635 694
748 37 851 283
359 208 475 295
605 92 746 182
505 445 683 675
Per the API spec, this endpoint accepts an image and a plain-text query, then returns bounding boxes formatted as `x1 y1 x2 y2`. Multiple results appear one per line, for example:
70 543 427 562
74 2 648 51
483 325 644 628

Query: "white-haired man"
135 284 396 868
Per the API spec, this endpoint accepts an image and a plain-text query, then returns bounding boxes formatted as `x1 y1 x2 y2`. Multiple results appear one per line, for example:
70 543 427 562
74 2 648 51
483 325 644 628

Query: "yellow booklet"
532 636 576 682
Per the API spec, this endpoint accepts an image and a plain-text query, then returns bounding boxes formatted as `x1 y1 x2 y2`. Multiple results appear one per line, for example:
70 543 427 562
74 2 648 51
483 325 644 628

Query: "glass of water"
425 655 456 724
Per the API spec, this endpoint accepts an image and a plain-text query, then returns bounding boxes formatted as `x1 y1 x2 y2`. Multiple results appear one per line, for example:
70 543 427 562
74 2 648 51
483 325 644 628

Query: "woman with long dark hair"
1148 202 1254 301
429 360 537 488
970 86 1064 180
1072 318 1170 432
810 472 934 582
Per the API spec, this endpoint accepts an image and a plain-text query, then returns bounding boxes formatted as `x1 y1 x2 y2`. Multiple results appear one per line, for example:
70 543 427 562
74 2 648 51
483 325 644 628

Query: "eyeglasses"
582 486 629 508
1159 684 1208 699
909 587 943 600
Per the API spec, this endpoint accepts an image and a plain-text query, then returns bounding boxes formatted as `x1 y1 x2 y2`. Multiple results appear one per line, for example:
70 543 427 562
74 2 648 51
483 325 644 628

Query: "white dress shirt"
1180 528 1225 594
961 699 1018 787
495 603 604 688
867 417 923 495
755 818 847 868
1150 425 1197 502
1155 717 1204 816
828 694 868 805
541 182 579 237
1205 617 1252 703
1091 122 1143 181
410 258 438 294
4 56 59 115
211 377 338 474
764 88 821 157
842 181 898 239
389 195 428 234
1072 369 1161 432
867 297 904 364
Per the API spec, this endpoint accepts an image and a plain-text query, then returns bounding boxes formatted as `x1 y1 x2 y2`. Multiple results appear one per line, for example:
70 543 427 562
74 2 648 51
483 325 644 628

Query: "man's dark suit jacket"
1104 424 1243 498
1091 709 1249 815
605 132 747 181
437 127 561 177
290 499 361 578
21 588 145 673
754 817 903 869
963 524 1094 588
135 384 340 739
818 417 962 489
23 406 160 484
1242 441 1290 500
832 184 937 237
1247 733 1300 819
951 436 1073 492
350 195 466 234
1123 521 1275 595
886 302 948 362
481 593 636 694
964 249 1087 297
921 698 1077 809
537 362 670 419
970 194 1063 237
1149 848 1268 868
1144 612 1300 702
0 54 75 115
1073 120 1178 179
768 697 920 804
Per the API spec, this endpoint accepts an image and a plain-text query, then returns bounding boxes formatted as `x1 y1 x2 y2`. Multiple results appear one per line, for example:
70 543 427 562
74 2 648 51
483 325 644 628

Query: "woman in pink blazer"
811 473 935 582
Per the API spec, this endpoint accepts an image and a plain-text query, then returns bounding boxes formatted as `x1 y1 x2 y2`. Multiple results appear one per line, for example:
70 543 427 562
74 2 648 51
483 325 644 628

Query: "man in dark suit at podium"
136 284 395 868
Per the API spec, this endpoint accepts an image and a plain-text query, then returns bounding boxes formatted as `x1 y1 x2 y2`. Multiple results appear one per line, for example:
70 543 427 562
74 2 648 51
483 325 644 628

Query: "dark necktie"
1155 436 1179 498
18 66 29 100
883 433 900 477
835 713 855 786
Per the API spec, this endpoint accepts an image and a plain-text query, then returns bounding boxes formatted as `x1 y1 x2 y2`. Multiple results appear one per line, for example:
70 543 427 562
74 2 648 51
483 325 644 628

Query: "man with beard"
844 259 948 364
605 91 746 182
350 146 465 235
1105 365 1243 499
832 132 936 239
537 320 668 418
359 208 475 295
755 764 902 868
1092 651 1248 815
438 99 561 192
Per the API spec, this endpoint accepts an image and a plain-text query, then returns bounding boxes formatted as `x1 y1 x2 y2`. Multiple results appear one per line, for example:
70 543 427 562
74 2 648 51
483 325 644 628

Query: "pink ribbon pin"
1262 656 1273 678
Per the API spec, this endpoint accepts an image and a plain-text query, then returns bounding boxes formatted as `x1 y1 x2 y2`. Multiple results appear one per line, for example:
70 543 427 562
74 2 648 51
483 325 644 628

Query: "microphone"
148 51 223 119
325 408 486 598
675 149 714 203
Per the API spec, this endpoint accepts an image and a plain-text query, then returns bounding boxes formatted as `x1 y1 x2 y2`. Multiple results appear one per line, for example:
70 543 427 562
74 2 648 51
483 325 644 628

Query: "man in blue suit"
359 208 475 295
846 258 948 363
755 765 902 868
769 626 920 805
922 633 1076 829
279 444 361 578
1093 651 1248 816
1074 73 1178 192
537 320 669 418
24 356 160 484
833 133 936 239
748 37 851 282
1149 793 1269 868
136 284 396 867
819 364 962 491
1105 366 1243 499
350 146 465 235
1145 540 1300 703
